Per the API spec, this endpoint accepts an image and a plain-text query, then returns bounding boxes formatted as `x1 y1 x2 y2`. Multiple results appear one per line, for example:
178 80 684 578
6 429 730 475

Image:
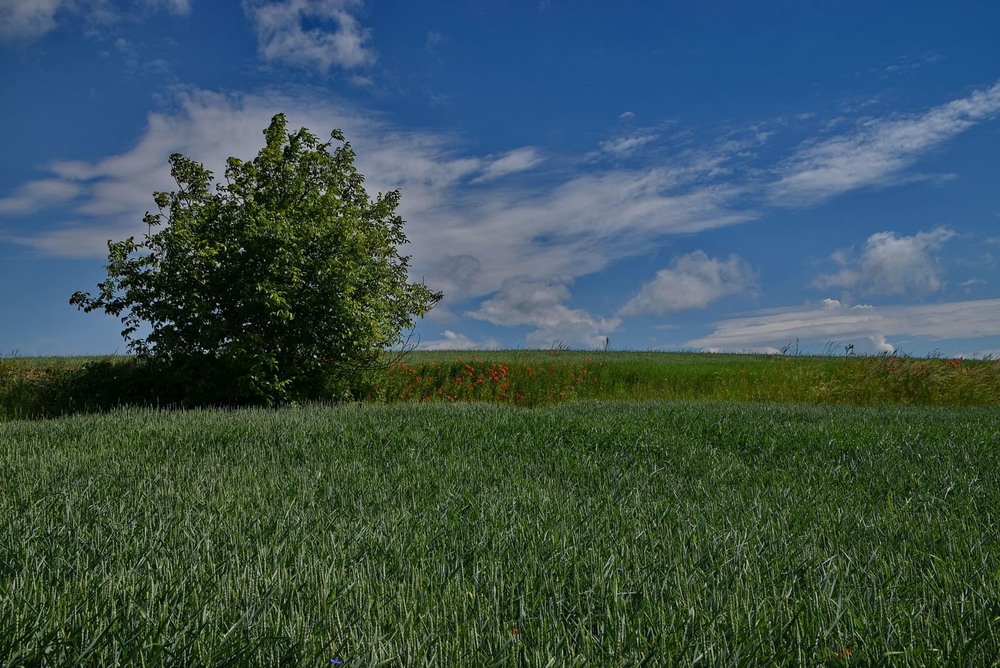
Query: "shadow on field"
1 358 223 419
0 357 370 419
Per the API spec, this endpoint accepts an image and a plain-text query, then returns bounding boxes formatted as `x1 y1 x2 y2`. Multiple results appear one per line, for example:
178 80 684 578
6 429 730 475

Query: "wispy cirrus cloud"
0 179 83 214
423 168 749 300
874 51 944 78
0 90 388 256
242 0 375 73
148 0 192 14
471 147 543 183
9 81 999 274
813 227 956 297
4 80 1000 350
771 80 1000 205
599 133 658 156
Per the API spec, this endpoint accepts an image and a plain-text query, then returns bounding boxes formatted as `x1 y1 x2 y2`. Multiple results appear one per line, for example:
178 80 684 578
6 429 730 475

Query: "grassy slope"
2 402 998 664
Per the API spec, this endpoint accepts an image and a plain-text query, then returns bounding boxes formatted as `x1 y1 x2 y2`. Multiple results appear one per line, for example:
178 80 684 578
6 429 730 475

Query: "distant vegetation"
2 349 999 420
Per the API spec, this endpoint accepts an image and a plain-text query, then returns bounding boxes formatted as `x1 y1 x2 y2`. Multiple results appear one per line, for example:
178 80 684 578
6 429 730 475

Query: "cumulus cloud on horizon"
417 330 501 351
687 297 1000 354
467 277 619 349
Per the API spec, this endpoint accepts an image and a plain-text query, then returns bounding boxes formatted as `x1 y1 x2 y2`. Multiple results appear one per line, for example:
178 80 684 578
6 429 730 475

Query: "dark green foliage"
0 357 180 417
70 114 441 404
0 355 382 418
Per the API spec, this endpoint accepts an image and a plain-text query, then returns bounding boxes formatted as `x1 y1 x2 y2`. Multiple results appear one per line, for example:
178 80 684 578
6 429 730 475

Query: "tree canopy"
71 114 441 404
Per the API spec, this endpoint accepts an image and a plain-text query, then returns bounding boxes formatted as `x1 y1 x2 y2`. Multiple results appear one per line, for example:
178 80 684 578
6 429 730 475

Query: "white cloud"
813 227 955 296
772 80 1000 205
433 167 749 295
0 0 64 42
0 0 192 43
3 90 361 256
619 111 636 121
150 0 191 14
0 90 477 259
467 277 619 349
47 160 101 181
701 346 784 356
0 179 83 214
599 133 658 156
425 30 444 51
417 330 501 351
423 255 482 301
0 87 755 322
472 147 542 183
243 0 375 73
688 298 1000 354
870 335 896 354
467 277 572 327
4 81 994 353
619 251 757 316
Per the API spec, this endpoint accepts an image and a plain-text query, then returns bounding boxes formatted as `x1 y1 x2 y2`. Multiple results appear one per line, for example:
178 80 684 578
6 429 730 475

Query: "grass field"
2 400 999 664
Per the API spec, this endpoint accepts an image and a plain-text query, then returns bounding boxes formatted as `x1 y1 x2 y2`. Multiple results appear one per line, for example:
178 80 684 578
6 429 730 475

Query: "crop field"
2 398 999 664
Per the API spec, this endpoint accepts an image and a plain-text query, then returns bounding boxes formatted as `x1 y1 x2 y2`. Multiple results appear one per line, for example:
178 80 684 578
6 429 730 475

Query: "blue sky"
2 0 999 357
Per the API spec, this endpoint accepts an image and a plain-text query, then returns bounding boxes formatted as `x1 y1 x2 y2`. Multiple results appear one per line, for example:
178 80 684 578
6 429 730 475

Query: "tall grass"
3 350 1000 419
375 350 1000 407
2 402 999 664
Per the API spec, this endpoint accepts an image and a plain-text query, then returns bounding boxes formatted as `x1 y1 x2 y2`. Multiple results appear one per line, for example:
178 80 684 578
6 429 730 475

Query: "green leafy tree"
71 114 441 404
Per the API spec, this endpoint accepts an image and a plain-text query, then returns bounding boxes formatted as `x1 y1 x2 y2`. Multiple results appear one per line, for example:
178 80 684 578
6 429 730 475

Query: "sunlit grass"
377 349 1000 407
2 402 999 664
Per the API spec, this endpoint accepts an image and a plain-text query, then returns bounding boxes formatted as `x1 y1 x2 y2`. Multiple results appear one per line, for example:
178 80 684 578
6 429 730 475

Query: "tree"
71 114 442 404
